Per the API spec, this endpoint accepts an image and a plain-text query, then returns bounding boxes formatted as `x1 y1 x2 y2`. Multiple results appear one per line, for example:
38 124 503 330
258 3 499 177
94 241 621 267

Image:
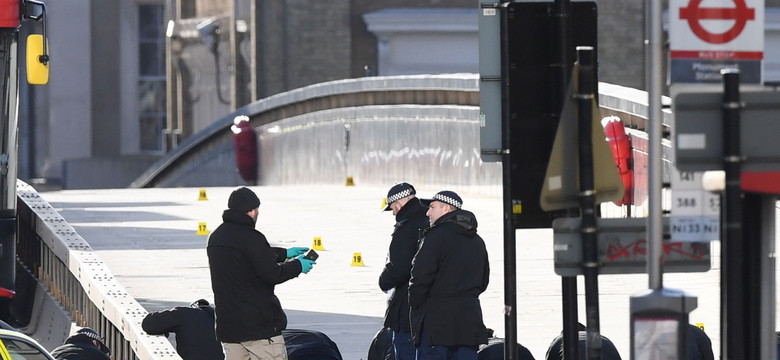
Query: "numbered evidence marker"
312 236 325 251
351 252 365 266
671 171 720 242
197 222 210 236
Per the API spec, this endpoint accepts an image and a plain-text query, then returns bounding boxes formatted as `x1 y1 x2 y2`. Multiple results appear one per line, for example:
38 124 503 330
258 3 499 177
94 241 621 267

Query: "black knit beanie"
228 187 260 212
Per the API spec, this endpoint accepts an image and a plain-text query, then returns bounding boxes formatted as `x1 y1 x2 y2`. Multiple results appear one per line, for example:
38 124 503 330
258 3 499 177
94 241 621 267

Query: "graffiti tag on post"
552 217 711 276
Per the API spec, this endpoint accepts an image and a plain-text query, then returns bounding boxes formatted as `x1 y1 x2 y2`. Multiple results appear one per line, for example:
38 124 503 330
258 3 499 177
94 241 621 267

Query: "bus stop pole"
646 0 664 292
721 69 746 360
627 1 697 358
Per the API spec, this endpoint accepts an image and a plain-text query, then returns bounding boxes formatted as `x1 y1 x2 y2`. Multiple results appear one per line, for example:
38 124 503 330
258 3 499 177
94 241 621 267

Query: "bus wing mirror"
26 34 48 85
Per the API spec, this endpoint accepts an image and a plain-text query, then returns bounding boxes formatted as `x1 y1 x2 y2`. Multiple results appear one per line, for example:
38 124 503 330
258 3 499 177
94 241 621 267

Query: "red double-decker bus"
0 0 48 306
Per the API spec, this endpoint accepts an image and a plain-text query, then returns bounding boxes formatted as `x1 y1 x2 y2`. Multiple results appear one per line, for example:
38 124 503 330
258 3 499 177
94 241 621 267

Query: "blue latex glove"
297 255 316 274
286 247 309 259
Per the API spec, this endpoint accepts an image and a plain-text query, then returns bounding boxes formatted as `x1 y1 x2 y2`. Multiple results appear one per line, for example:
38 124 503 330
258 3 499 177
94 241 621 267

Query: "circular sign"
679 0 755 44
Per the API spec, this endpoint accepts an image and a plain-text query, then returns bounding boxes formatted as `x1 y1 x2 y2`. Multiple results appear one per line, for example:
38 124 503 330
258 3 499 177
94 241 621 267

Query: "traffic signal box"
502 1 597 229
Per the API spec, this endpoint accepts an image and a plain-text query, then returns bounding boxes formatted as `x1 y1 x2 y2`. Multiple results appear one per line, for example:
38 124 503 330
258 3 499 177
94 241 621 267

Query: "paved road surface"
40 185 769 360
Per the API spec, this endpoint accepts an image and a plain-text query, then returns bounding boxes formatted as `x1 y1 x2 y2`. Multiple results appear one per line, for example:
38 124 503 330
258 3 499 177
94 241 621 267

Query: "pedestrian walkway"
39 185 744 359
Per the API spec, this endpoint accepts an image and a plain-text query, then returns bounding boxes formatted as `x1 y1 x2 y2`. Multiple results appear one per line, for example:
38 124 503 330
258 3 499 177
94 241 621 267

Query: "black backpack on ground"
283 329 343 360
478 337 536 360
367 327 395 360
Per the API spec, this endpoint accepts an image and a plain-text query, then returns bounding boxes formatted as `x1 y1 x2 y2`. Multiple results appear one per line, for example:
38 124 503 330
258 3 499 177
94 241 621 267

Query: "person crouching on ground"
142 299 225 360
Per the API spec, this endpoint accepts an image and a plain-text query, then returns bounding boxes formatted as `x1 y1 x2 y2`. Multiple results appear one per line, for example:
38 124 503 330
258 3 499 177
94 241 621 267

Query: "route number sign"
671 171 720 242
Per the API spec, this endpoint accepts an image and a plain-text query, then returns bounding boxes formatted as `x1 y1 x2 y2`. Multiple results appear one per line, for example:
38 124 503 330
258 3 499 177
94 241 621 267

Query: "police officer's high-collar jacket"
409 208 490 347
379 198 429 333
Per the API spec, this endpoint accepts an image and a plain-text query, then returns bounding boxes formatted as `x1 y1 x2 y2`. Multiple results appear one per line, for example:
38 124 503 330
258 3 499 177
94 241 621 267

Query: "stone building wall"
597 0 646 89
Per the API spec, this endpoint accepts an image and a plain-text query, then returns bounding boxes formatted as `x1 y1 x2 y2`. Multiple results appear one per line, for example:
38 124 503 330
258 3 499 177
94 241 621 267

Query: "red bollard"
231 115 258 184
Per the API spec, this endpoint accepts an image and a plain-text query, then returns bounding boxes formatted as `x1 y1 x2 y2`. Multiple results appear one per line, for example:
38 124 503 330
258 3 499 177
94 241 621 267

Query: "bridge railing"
15 181 181 360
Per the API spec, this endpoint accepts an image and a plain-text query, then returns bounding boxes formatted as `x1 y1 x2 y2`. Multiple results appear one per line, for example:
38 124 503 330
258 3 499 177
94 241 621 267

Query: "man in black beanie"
208 186 316 360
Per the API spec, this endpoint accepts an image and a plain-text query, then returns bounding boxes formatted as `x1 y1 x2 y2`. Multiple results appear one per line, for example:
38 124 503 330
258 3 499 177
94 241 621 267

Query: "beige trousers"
223 334 288 360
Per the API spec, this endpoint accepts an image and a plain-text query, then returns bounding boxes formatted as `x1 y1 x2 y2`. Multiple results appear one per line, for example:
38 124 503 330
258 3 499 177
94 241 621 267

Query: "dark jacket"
207 209 303 343
142 305 225 360
379 198 428 333
686 324 714 360
409 209 490 347
367 327 395 360
50 334 110 360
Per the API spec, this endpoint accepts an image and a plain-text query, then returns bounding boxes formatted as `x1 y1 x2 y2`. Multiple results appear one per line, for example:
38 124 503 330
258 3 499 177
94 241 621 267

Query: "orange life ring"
601 116 633 206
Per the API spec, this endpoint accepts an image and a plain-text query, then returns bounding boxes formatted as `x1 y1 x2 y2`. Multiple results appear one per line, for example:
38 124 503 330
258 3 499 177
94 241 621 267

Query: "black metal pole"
722 69 763 360
555 0 572 99
721 69 744 360
501 158 517 360
561 277 578 359
575 47 601 360
741 192 762 360
501 149 517 360
553 1 579 359
499 5 518 360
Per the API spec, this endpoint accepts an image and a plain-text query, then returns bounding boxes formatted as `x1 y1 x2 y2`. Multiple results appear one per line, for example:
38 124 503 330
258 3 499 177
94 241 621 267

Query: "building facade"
21 0 780 189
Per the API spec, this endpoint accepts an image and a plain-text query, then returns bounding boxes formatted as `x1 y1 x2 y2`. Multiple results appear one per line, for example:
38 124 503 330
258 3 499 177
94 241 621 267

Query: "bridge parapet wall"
255 105 501 196
133 74 481 189
135 75 671 205
15 181 181 360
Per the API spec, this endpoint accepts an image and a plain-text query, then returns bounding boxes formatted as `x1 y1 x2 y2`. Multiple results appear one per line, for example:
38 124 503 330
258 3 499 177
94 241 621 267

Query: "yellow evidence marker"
197 222 210 235
351 252 364 266
312 236 325 250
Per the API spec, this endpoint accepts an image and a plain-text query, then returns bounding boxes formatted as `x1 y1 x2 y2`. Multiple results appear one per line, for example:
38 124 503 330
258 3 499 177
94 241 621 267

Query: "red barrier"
0 287 13 299
602 116 633 206
231 115 258 184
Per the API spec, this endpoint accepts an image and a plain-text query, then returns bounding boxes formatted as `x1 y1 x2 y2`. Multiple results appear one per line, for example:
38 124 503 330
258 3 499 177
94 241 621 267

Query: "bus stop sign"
669 0 763 83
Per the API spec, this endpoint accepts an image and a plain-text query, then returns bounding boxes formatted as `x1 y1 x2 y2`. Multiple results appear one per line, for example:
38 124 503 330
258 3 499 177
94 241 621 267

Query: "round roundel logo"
679 0 755 44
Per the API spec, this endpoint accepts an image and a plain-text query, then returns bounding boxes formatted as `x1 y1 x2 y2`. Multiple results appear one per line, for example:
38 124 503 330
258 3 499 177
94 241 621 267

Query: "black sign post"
497 3 597 360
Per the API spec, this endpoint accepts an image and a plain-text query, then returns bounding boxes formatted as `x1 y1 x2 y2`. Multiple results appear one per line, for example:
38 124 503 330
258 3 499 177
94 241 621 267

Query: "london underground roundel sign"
670 0 763 60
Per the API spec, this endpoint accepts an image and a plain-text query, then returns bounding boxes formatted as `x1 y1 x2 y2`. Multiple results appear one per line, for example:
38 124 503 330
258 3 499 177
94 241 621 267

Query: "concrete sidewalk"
40 185 747 359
